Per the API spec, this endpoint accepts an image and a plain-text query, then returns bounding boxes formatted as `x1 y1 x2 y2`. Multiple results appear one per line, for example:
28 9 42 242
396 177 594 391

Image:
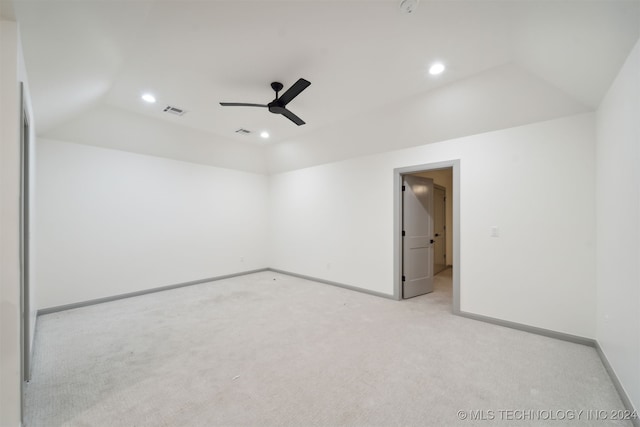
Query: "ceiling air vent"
235 128 251 135
163 105 186 116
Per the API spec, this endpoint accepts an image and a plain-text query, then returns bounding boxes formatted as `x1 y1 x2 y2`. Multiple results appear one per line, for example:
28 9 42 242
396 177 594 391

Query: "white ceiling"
10 0 640 146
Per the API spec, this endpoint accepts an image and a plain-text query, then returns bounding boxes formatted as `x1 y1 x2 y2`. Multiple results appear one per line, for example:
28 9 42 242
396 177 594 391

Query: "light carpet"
25 270 632 426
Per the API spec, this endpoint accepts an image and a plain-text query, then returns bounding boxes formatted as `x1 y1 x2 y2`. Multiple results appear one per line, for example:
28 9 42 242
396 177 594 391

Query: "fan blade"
280 108 305 126
220 102 268 107
278 78 310 106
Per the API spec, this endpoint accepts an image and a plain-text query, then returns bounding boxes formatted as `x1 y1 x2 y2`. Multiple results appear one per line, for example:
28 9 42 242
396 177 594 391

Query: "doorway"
413 169 450 275
393 160 460 312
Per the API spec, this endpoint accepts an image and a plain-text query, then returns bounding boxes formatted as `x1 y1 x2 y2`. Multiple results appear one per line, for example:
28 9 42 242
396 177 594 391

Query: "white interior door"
433 185 446 274
402 175 434 298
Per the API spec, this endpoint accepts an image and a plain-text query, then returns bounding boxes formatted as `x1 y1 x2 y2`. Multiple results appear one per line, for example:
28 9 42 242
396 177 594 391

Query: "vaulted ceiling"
9 0 640 151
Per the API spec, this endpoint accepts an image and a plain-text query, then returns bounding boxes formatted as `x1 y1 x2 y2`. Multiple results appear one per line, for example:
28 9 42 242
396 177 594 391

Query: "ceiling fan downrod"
271 82 283 99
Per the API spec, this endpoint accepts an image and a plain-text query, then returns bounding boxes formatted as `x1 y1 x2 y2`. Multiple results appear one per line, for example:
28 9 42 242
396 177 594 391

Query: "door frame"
19 81 32 389
393 160 460 313
432 183 447 275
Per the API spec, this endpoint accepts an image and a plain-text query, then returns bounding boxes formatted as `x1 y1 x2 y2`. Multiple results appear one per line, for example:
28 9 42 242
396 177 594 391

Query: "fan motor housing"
268 101 286 114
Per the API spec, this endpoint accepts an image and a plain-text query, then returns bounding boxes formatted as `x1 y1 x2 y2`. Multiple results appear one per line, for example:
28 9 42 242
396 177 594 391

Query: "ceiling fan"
220 78 311 126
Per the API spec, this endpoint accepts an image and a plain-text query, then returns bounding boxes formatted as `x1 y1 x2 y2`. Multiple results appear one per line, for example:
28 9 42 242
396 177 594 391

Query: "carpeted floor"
25 270 632 426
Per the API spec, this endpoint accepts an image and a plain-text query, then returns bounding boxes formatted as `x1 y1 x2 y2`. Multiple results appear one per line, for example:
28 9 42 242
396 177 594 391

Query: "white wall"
1 18 36 427
270 113 596 338
596 38 640 412
36 139 269 309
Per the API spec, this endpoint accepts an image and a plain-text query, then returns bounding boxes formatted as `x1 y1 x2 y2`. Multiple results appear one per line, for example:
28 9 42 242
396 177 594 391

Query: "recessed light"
429 63 445 75
141 93 156 103
260 131 270 139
